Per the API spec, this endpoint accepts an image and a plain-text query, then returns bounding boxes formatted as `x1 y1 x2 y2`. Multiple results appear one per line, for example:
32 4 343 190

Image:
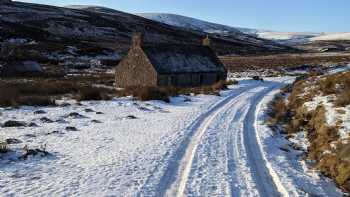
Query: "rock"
6 138 22 144
279 144 291 152
46 130 62 135
138 106 152 112
184 97 192 102
96 112 104 115
66 126 78 131
55 119 69 124
84 108 95 113
19 148 50 160
66 112 87 119
2 120 27 127
28 122 39 127
40 117 54 123
60 103 71 107
126 115 137 119
34 110 46 114
24 134 36 138
91 120 102 123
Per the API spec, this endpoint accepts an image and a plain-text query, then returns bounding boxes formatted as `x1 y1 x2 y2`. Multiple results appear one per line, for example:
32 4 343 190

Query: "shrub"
335 89 350 107
125 86 170 102
17 96 56 106
0 86 20 106
252 76 263 81
211 81 227 91
0 85 56 107
226 79 239 85
318 78 336 95
77 87 111 101
0 141 8 153
268 96 289 126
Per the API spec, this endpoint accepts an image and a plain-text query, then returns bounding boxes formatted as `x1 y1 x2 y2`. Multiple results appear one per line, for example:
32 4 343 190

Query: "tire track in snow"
163 82 283 197
137 85 258 196
138 81 290 196
242 83 289 197
173 82 288 196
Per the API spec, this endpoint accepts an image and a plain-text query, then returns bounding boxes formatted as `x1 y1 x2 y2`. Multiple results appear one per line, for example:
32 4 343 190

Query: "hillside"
135 13 282 46
269 71 350 193
0 1 296 74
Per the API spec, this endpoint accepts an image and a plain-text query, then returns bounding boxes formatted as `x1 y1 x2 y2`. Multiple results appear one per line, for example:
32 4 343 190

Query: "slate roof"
141 44 226 74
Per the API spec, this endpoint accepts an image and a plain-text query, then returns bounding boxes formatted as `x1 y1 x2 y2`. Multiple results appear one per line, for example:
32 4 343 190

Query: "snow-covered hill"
135 13 298 50
136 13 245 35
136 13 350 45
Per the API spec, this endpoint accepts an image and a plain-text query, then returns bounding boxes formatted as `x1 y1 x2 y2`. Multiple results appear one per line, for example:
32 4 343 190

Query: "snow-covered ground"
0 78 344 196
311 33 350 41
256 31 322 45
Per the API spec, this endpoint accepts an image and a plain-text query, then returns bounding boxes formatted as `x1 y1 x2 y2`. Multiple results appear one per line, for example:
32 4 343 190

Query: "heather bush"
0 141 8 153
77 87 111 101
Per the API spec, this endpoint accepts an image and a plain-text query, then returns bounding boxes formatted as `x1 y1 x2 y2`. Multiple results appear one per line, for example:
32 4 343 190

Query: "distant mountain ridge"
136 13 350 45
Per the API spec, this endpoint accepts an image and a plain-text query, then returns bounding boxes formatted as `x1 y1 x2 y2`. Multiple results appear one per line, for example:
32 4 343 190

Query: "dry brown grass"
316 71 350 107
220 53 350 72
268 72 350 193
268 96 288 126
0 74 118 106
129 86 170 102
77 87 114 101
122 80 234 102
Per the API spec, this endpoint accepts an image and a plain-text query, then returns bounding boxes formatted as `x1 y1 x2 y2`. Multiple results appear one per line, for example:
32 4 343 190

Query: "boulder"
2 120 27 127
66 126 78 131
6 138 22 144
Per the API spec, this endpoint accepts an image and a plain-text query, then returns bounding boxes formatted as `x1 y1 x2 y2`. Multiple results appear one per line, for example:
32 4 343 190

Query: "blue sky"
17 0 349 32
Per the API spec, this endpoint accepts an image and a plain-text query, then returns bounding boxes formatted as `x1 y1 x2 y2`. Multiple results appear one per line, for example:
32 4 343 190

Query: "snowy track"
139 81 288 196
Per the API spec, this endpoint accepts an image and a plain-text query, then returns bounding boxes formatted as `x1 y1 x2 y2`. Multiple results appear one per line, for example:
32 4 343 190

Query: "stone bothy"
115 33 227 88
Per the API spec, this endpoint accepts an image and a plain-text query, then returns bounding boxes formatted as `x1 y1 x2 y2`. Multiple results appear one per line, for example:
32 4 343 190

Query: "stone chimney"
202 35 211 47
132 32 144 48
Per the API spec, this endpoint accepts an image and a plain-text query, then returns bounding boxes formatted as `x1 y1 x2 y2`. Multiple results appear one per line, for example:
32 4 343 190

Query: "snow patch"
304 95 350 140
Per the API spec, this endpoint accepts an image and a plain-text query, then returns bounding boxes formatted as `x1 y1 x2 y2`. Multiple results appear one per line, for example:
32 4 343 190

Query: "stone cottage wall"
115 47 158 88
